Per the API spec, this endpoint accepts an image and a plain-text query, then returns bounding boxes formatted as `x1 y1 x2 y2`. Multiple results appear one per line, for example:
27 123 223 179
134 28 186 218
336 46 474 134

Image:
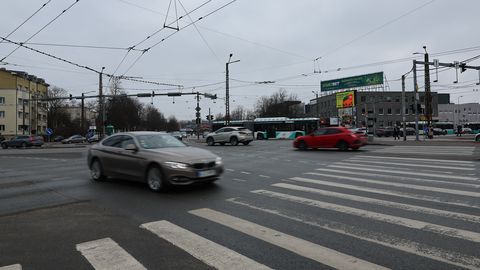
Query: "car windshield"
136 134 186 149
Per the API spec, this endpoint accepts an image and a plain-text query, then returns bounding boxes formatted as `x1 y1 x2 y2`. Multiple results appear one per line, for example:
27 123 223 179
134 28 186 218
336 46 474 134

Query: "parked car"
399 127 416 136
205 127 254 146
1 135 44 149
87 134 100 143
293 127 365 151
54 136 64 142
87 131 224 191
168 131 183 141
62 135 86 144
432 128 447 136
0 134 5 142
375 126 394 137
475 133 480 142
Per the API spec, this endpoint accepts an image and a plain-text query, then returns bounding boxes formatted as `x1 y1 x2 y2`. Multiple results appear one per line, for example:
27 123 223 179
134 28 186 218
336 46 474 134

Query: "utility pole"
312 91 319 118
196 92 201 140
423 46 432 128
413 60 420 141
225 54 240 126
98 67 105 138
22 99 26 135
401 75 406 141
81 92 85 133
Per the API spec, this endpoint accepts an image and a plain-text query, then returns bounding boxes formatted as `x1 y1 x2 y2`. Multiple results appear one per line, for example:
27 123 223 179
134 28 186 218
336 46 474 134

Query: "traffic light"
69 94 73 100
196 118 201 124
460 63 467 73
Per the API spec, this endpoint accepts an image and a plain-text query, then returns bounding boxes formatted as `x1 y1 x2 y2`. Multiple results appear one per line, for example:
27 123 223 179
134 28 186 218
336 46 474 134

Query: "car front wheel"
146 166 164 192
230 136 239 146
90 159 105 181
1 144 7 149
206 137 215 146
337 141 349 151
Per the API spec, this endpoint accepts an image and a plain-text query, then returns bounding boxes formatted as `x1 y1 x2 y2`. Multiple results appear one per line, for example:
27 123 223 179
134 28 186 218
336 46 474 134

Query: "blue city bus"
211 117 319 140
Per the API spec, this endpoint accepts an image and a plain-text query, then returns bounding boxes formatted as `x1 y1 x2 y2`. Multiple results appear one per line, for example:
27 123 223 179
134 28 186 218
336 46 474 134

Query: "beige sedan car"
87 131 224 191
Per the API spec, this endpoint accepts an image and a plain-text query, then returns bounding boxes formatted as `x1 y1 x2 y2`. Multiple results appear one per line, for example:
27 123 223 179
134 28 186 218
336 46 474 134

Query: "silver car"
206 127 254 146
87 131 224 191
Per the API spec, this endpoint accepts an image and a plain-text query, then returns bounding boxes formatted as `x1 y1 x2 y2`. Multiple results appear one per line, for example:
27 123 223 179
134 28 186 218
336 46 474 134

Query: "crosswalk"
2 155 480 269
372 145 476 155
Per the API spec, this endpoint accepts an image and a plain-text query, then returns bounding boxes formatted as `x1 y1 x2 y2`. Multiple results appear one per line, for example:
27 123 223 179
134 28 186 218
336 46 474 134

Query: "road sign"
46 128 53 136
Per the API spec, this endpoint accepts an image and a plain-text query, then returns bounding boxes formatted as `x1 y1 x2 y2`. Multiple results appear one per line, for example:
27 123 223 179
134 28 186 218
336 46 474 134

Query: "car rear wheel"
21 142 27 148
206 137 215 146
476 136 480 142
230 136 238 146
337 141 349 151
256 133 264 140
242 141 250 145
146 166 164 192
1 143 7 149
90 159 105 181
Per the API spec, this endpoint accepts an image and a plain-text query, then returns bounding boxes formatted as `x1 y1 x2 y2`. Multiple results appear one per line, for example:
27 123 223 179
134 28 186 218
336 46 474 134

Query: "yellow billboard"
336 91 355 108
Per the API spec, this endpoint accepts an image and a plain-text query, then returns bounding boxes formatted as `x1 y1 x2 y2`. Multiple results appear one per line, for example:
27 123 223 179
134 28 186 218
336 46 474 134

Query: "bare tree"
166 116 180 132
105 96 143 131
109 76 123 96
46 86 68 129
230 105 246 120
143 105 166 131
255 89 301 117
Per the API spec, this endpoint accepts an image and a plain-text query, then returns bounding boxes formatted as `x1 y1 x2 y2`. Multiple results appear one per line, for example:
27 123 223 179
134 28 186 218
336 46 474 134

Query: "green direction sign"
321 72 383 92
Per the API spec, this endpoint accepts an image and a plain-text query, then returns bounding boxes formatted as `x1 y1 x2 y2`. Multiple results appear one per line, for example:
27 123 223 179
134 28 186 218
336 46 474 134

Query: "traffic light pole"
196 92 200 140
401 75 406 141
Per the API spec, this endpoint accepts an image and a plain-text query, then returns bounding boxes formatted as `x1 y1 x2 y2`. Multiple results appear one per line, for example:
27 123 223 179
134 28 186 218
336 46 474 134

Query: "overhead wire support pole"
413 60 419 141
99 67 105 138
423 46 432 129
225 54 240 126
401 74 407 141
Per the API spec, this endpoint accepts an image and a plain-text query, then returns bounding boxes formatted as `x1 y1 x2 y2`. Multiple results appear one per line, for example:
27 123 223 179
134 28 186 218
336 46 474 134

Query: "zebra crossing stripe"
251 189 480 243
141 220 272 270
189 208 390 270
226 197 480 270
274 182 480 224
326 165 479 181
345 159 476 171
0 264 22 270
293 175 480 210
355 155 474 164
76 238 146 270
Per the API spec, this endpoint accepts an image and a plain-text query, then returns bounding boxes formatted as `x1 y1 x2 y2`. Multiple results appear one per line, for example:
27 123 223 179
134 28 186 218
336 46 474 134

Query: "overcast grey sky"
1 0 479 120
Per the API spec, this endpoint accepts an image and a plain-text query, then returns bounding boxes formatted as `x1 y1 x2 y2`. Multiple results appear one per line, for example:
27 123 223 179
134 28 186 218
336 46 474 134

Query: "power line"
0 0 52 45
16 42 143 51
1 0 81 62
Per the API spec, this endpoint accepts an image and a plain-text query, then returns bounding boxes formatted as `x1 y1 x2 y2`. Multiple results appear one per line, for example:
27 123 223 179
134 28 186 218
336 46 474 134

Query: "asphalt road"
0 140 479 270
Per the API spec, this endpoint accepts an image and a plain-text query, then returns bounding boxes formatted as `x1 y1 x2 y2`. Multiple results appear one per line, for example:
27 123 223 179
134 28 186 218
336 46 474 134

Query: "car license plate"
197 169 216 178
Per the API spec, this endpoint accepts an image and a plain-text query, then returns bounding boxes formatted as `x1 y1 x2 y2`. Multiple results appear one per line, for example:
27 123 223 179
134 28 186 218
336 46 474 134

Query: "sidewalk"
370 134 478 146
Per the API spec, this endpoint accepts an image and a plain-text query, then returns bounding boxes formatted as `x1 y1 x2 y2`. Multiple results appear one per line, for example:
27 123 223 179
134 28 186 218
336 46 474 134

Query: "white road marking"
240 171 251 175
355 155 474 165
226 198 480 270
76 238 146 270
274 182 480 223
0 265 22 270
226 168 235 172
291 175 480 210
251 190 480 243
324 165 479 181
232 178 247 182
313 167 479 188
190 208 389 270
334 162 454 174
259 175 271 178
141 220 272 270
307 171 480 198
345 159 476 171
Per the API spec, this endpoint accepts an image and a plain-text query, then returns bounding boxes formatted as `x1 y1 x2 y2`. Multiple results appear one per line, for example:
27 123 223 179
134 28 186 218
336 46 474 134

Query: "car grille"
192 161 216 169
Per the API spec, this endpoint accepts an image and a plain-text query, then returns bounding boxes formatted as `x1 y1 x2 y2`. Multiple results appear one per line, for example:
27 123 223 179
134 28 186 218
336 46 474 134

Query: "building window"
395 97 400 102
0 97 5 104
0 111 4 118
386 96 392 102
360 96 366 102
0 125 4 131
405 108 409 115
387 121 393 126
378 108 384 115
361 108 366 114
387 108 392 114
18 98 22 104
18 112 23 118
395 108 401 115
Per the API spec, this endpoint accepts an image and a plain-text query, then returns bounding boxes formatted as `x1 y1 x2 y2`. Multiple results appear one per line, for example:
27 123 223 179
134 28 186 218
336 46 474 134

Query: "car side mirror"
124 144 138 151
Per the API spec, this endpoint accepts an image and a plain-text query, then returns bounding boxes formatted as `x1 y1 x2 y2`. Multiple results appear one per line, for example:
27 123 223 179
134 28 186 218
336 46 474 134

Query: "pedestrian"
423 125 429 141
428 124 433 139
393 125 399 140
457 125 462 137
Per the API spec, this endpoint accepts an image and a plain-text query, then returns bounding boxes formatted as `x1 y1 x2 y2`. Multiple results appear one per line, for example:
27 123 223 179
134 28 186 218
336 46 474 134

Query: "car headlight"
164 161 189 169
215 157 223 166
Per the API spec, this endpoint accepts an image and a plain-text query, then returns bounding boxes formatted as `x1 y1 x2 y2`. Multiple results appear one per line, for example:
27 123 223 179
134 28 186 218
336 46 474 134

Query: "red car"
293 127 365 151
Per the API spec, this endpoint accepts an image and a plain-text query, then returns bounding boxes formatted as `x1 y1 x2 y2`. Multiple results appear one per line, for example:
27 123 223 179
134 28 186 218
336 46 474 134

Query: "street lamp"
312 91 319 118
455 95 463 127
225 54 240 125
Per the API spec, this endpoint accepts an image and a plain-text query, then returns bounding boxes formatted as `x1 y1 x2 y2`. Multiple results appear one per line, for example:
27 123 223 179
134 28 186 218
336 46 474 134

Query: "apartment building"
0 68 49 137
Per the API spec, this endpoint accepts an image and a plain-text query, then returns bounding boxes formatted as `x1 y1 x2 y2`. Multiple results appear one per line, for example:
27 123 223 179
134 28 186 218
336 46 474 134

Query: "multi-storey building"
306 90 449 130
0 68 49 137
438 103 480 126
